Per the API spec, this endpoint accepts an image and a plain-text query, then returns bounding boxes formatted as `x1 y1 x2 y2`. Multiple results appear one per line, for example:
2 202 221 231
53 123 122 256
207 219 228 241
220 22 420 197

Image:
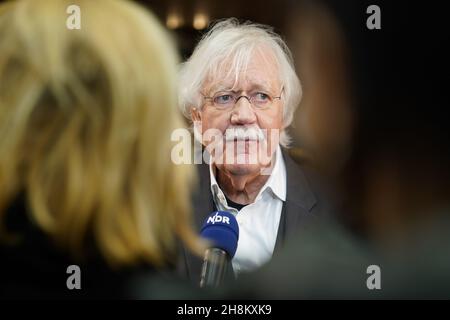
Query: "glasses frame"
203 87 284 109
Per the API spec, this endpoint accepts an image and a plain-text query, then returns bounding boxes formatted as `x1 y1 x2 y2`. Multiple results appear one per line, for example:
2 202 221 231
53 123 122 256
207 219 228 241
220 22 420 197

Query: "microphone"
199 211 239 288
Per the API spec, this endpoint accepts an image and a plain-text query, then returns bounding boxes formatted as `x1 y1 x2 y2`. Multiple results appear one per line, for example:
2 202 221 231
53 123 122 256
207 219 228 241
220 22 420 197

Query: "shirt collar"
209 145 287 205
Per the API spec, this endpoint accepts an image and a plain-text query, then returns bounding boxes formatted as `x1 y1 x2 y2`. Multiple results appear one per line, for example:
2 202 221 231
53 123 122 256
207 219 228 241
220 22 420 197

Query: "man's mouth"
224 127 265 142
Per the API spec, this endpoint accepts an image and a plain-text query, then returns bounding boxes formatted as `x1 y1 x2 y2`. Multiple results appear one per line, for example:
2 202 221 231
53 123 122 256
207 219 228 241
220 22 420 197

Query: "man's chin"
222 162 262 176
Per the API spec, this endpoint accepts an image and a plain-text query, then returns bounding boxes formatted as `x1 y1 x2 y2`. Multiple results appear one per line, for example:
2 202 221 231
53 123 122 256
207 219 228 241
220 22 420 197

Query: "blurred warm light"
166 12 183 29
193 13 209 30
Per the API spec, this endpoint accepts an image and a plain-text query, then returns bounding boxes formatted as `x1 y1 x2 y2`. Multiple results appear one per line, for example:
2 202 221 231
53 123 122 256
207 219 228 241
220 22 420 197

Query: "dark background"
135 0 449 146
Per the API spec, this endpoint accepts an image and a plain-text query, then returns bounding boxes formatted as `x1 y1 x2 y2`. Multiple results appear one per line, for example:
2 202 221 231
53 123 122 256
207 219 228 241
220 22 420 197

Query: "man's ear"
191 107 201 122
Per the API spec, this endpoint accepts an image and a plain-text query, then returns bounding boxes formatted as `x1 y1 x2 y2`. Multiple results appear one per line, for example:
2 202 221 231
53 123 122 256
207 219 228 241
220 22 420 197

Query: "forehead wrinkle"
204 47 280 95
208 74 276 95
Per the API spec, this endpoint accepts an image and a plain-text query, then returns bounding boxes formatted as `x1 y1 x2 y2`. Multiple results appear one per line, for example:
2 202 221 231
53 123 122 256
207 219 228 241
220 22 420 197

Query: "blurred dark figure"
287 0 354 181
229 0 450 298
0 0 203 299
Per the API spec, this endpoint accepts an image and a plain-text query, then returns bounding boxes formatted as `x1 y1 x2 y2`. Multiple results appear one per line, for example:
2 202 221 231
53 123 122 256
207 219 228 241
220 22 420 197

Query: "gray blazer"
177 148 330 285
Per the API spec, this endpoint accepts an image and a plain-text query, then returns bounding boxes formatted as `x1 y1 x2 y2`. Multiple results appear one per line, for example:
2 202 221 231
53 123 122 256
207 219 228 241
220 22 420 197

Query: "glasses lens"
252 92 272 107
213 92 235 107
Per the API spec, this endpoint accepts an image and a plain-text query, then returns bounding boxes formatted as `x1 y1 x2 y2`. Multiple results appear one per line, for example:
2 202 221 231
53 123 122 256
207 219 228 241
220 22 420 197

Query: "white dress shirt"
209 145 286 276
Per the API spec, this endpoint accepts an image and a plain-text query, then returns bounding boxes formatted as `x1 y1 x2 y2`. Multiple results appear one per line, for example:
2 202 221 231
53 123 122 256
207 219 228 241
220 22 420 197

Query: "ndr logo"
207 213 230 225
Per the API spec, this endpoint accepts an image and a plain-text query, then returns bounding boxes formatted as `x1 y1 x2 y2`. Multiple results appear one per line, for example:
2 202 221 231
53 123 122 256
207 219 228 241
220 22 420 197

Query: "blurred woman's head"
0 0 200 267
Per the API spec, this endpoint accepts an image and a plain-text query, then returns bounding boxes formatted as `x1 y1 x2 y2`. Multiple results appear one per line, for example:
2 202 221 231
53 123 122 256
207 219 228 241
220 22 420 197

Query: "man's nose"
231 96 256 125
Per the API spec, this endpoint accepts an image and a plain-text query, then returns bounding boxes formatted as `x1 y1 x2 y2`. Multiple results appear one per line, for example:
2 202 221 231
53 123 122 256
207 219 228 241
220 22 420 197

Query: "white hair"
178 18 302 147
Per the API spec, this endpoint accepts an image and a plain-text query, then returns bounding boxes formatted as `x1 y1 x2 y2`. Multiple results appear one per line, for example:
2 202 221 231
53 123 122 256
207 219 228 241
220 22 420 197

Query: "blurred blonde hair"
0 0 201 267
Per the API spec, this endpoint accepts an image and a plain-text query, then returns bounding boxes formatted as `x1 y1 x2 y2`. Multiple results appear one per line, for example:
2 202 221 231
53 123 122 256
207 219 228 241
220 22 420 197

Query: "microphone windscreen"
200 211 239 258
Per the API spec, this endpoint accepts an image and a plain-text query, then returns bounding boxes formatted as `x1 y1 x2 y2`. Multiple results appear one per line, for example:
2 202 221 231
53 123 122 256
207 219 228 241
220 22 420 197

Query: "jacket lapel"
192 162 215 229
274 149 317 253
182 162 215 283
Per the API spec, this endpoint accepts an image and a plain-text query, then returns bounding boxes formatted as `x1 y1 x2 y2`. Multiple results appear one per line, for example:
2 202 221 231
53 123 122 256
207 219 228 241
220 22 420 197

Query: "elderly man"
177 19 330 283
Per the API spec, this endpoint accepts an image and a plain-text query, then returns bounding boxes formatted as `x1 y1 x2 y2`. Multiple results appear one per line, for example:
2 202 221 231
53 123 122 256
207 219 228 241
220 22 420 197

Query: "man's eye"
214 94 234 104
254 92 270 103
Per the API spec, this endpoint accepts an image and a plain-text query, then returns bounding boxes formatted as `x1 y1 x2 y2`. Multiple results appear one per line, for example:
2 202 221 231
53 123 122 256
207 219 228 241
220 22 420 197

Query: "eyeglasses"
203 87 283 109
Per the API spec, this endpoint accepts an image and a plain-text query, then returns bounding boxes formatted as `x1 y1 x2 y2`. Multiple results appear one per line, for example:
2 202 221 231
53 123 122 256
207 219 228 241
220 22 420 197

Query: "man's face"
193 48 284 176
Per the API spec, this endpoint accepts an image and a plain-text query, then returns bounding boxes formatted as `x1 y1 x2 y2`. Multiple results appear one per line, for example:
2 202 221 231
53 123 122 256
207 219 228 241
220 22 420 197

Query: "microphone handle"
199 247 229 288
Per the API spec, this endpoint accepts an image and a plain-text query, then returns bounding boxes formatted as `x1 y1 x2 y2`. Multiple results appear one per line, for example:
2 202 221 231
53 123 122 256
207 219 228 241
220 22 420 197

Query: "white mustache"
224 126 265 142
